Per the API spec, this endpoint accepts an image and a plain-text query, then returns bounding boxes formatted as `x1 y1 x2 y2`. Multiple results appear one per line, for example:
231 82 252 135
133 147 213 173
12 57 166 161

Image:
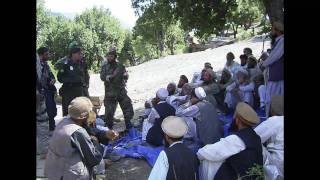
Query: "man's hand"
106 130 119 141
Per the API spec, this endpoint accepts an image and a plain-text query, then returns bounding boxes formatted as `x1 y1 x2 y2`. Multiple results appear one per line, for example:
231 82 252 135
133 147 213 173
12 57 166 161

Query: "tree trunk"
263 0 284 25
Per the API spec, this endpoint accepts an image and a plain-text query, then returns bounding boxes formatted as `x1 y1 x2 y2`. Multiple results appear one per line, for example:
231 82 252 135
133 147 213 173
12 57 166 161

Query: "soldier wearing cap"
45 97 118 180
148 116 199 180
100 49 134 131
197 102 263 180
54 41 90 116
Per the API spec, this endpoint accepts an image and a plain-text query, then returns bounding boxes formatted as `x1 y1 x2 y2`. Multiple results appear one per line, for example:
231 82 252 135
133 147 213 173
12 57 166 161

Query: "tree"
132 0 283 38
119 31 136 66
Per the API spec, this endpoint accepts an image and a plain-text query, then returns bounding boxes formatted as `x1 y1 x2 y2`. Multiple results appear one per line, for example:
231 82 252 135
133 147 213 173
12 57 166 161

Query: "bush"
237 28 255 41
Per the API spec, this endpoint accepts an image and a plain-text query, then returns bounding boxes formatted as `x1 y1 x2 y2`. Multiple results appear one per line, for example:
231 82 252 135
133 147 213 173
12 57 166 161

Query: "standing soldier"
36 54 49 159
54 41 90 116
37 47 57 132
100 49 134 132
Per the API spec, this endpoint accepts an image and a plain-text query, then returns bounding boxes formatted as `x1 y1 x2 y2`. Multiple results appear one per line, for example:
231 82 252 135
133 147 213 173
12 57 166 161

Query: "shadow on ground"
105 158 152 180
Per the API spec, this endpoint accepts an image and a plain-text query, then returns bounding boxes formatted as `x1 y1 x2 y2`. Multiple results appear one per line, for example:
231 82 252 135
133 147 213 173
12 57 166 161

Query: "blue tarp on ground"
104 108 267 167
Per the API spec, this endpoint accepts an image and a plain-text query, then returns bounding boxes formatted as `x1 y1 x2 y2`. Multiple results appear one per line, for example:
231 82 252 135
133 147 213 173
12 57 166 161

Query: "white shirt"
148 141 183 180
224 61 240 80
166 95 188 110
254 116 284 179
197 135 246 180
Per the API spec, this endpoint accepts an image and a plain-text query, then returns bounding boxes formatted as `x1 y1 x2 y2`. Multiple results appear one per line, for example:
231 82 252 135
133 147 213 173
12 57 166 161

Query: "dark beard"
270 34 277 48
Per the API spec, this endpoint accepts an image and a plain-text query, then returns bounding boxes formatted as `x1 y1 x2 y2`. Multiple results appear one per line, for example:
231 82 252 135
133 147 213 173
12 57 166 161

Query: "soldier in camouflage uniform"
36 54 49 159
54 41 90 116
100 49 133 130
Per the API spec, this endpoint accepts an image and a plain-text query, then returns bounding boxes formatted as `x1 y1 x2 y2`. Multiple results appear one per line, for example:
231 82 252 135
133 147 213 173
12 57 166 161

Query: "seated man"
224 52 240 81
200 68 220 107
166 82 179 108
197 102 263 180
239 54 248 68
176 87 224 148
191 62 212 87
45 97 105 180
148 116 199 180
247 56 262 82
224 68 255 109
177 75 189 94
254 95 284 180
145 88 176 146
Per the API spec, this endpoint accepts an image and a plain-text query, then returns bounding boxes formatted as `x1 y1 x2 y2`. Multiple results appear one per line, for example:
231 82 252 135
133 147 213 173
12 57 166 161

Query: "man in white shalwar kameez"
263 22 284 117
255 95 284 180
224 68 255 109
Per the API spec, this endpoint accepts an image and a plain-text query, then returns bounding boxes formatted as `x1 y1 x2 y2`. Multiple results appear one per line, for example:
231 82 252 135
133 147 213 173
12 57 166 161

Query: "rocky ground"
37 36 270 179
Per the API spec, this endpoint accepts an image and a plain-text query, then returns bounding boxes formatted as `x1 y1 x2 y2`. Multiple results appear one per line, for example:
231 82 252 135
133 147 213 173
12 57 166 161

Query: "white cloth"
258 85 266 108
197 135 246 180
175 103 200 118
148 141 183 180
224 61 240 80
195 87 206 100
142 118 154 141
157 88 169 101
224 82 255 109
254 116 284 180
166 95 187 110
175 103 200 140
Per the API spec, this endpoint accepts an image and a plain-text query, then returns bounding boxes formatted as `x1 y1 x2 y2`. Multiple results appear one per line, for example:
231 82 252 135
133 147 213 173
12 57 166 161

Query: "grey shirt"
70 128 104 171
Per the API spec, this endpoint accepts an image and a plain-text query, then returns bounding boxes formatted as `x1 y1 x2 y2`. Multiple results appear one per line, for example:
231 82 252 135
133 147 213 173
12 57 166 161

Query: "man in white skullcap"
176 87 224 150
254 95 284 179
263 21 284 117
144 88 176 146
197 102 263 180
224 67 255 110
45 97 118 180
148 116 199 180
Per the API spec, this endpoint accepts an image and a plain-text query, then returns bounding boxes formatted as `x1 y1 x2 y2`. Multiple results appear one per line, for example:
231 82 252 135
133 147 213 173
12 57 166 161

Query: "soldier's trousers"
61 85 84 116
37 121 49 155
104 89 134 130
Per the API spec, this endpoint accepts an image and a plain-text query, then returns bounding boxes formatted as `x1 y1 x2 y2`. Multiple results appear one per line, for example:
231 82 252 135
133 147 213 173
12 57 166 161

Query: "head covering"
68 97 95 121
205 69 217 80
195 87 206 100
235 102 260 126
107 47 117 56
273 21 284 32
182 83 192 95
168 82 177 88
156 88 169 101
271 95 284 116
204 62 212 69
161 116 188 138
68 41 80 50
